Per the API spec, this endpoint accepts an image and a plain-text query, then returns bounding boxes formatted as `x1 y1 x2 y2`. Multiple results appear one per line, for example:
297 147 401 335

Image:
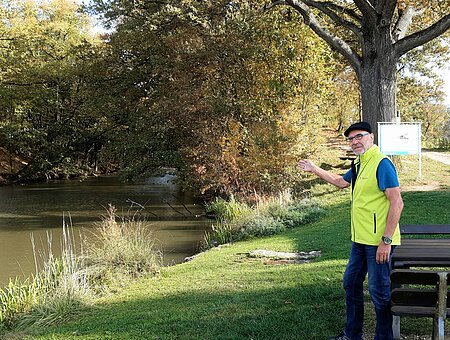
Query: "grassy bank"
3 157 450 339
0 206 161 335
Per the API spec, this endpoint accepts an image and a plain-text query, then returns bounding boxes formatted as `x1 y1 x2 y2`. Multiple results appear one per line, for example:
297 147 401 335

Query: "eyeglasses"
346 132 370 142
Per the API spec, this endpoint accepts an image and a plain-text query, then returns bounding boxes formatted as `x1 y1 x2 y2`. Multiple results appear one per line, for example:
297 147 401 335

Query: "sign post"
378 122 422 178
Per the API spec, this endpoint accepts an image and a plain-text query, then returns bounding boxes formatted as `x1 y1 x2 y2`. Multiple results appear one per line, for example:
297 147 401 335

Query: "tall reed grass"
0 206 161 331
205 194 252 222
0 217 88 331
0 277 38 330
203 190 323 249
82 204 161 293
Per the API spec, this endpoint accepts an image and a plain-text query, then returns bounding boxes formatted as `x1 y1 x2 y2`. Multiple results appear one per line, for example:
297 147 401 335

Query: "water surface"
0 175 211 286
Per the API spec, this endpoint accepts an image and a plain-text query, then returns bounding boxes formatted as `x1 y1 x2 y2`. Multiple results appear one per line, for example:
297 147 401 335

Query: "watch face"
382 236 392 245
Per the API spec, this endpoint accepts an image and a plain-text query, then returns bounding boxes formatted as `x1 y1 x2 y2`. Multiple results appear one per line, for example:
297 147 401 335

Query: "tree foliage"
0 0 108 180
0 0 448 196
88 0 355 195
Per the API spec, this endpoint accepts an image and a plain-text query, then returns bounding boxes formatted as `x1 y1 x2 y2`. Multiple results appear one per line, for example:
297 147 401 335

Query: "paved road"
422 152 450 165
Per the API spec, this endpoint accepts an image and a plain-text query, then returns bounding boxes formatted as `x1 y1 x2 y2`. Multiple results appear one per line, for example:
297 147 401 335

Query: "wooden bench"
391 224 450 340
391 269 449 340
393 225 450 269
400 224 450 235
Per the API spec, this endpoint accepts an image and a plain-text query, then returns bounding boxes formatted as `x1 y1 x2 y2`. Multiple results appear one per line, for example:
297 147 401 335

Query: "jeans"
343 242 394 340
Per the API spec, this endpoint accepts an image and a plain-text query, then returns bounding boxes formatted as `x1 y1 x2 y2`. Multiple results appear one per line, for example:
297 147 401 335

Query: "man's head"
344 121 374 155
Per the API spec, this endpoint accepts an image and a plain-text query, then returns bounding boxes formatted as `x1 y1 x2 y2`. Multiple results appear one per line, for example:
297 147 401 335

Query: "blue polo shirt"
343 158 399 191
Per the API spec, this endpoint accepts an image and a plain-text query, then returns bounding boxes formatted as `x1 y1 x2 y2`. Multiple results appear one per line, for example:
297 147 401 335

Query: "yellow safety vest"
351 146 401 245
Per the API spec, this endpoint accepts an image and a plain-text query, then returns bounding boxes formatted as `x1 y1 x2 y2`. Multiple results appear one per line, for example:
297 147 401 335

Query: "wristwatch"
382 235 392 245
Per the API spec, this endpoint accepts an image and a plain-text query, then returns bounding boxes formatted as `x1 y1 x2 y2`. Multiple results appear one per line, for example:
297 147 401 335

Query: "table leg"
393 315 401 340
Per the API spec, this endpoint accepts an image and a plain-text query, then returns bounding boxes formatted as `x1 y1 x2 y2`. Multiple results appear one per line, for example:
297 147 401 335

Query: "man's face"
347 129 374 155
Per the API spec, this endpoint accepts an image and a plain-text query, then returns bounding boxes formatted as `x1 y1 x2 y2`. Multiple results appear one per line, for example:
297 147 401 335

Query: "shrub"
203 190 323 249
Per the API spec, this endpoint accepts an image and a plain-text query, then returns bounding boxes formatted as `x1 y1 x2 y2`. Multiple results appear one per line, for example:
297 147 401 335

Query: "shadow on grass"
28 282 346 340
401 190 450 224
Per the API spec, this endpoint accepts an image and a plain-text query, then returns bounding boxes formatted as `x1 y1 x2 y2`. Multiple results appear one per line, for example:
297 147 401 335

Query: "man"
298 122 403 340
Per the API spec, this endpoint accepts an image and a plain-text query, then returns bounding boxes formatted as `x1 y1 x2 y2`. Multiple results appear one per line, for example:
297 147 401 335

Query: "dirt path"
422 151 450 165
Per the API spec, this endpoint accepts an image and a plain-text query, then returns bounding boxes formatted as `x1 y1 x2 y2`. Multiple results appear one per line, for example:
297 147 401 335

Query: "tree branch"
379 0 397 19
321 1 362 22
302 0 363 42
268 0 361 74
373 0 396 16
395 14 450 58
2 81 52 87
353 0 378 23
392 6 425 42
264 0 288 11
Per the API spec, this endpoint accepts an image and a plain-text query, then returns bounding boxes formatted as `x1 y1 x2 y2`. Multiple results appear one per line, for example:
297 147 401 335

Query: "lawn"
5 157 450 340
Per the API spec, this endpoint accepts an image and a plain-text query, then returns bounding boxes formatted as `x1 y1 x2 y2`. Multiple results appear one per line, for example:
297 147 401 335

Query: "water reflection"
0 175 211 286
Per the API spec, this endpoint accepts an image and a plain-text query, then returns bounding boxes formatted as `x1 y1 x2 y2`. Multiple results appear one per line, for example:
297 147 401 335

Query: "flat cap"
344 121 372 137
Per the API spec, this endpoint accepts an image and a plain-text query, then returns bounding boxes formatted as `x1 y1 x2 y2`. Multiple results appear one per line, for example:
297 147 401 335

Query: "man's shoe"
328 332 351 340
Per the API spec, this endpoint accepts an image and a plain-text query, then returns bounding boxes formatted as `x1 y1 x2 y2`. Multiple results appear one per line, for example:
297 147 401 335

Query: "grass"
2 156 449 339
0 206 161 334
81 204 162 294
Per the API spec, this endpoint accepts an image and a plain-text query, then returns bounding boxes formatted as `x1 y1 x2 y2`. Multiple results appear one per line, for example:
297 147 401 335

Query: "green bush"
203 191 324 249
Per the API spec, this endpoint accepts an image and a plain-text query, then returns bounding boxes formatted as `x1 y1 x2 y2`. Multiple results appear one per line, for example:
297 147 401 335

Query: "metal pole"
418 123 422 179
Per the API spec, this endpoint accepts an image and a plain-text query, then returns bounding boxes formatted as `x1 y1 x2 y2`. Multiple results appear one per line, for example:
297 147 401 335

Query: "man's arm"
384 187 404 238
298 160 350 189
376 186 404 264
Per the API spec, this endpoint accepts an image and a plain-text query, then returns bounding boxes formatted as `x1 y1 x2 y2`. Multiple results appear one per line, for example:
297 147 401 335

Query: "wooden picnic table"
392 238 450 268
390 225 450 340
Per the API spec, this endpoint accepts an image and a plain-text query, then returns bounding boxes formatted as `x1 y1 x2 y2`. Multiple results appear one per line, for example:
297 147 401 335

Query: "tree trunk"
359 22 397 142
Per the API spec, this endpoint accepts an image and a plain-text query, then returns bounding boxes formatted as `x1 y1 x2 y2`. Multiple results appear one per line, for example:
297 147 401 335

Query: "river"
0 175 211 287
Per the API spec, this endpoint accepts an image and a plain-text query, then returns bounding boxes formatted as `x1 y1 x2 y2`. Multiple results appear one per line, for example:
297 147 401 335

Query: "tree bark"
359 18 398 141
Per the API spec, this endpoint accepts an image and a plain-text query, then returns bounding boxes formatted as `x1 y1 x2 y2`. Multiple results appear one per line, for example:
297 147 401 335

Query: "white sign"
378 122 422 178
378 122 421 155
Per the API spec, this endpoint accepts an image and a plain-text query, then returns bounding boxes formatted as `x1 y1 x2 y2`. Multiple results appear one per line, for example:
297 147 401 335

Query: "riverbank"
0 146 119 185
4 156 449 339
0 147 26 184
0 174 210 287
